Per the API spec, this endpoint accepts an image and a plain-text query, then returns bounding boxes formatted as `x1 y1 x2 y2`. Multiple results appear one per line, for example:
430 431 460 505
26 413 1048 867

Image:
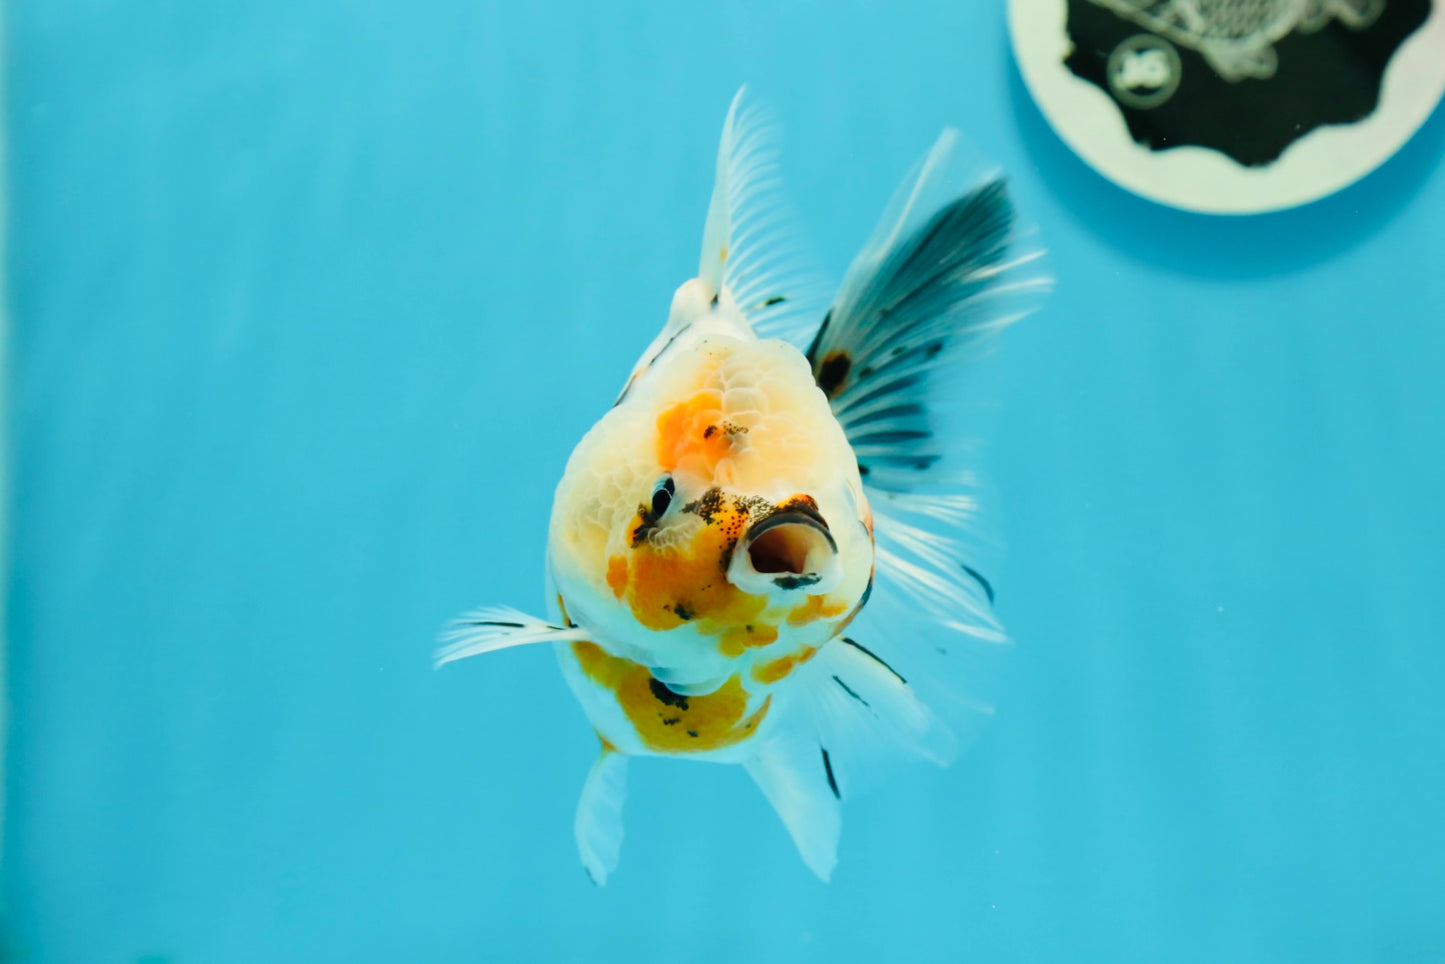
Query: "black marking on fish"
747 505 835 550
683 487 726 523
842 637 906 685
805 308 833 364
774 573 822 590
672 602 694 621
833 675 869 707
663 717 681 726
816 351 852 399
763 295 786 307
775 493 821 519
961 564 995 604
734 494 773 518
858 572 874 610
821 748 841 800
648 677 690 710
630 503 660 547
687 729 699 738
710 292 720 307
465 620 526 628
613 327 690 408
703 424 718 439
857 461 870 477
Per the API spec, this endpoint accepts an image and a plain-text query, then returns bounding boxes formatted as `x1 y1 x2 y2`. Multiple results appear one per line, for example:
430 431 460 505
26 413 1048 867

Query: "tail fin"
804 131 1051 767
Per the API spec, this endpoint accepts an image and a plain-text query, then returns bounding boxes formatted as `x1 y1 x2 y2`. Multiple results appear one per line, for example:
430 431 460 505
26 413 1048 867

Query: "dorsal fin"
696 87 826 340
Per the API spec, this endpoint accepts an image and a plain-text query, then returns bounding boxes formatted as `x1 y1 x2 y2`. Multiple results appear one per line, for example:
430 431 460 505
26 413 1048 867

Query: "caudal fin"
803 131 1051 770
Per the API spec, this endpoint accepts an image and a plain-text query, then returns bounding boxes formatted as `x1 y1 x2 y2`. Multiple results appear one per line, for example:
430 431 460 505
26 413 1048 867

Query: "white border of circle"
1009 0 1445 214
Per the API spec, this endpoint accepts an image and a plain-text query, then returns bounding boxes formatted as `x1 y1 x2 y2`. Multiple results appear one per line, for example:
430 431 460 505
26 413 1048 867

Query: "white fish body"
438 90 1050 884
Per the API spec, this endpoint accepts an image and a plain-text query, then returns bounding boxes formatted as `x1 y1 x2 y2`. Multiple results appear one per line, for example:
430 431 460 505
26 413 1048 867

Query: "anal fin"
575 749 628 886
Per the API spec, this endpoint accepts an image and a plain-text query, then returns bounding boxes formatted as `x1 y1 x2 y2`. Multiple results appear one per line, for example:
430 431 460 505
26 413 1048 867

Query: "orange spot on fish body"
606 556 628 599
752 646 818 685
571 641 771 753
718 622 778 658
787 594 849 626
619 490 767 640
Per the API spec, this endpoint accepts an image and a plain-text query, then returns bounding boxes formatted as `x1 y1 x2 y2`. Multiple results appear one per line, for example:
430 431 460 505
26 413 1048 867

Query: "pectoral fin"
433 606 587 668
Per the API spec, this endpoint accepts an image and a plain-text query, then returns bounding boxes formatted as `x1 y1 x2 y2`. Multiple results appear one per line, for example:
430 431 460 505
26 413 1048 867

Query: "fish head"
548 334 874 686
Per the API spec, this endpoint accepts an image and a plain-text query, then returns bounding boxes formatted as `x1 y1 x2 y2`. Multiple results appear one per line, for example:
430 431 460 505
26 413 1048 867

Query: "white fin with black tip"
791 635 956 800
697 87 828 343
744 733 843 882
575 748 628 886
805 130 1049 750
433 606 589 669
808 128 1049 492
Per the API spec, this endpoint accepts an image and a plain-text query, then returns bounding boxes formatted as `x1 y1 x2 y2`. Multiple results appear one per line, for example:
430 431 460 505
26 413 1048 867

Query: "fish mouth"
728 508 840 594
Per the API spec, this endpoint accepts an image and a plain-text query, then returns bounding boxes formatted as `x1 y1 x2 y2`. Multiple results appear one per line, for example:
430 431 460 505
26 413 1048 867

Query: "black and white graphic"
1068 0 1429 166
1011 0 1445 212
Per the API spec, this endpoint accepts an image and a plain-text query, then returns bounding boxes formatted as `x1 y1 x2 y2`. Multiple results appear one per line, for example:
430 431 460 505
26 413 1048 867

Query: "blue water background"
6 3 1445 962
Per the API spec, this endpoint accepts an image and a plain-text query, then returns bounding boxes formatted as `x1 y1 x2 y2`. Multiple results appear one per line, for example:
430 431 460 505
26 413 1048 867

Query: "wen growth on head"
437 89 1049 883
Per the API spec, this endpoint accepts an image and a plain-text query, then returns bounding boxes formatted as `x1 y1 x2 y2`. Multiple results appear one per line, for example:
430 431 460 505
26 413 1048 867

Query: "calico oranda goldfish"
437 89 1049 884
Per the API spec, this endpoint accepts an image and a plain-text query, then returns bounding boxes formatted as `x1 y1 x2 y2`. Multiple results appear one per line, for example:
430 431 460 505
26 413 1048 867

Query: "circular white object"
1010 0 1445 214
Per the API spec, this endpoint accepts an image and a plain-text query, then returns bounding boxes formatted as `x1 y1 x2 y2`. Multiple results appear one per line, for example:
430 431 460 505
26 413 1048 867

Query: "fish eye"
651 476 675 517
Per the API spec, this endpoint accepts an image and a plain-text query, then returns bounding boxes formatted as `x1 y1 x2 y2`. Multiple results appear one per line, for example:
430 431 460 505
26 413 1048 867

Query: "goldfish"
437 90 1049 884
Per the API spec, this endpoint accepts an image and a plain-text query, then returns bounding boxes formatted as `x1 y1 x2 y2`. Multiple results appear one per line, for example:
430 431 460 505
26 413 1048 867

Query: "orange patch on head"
572 641 770 753
787 594 850 626
606 556 629 599
655 391 735 477
751 646 818 685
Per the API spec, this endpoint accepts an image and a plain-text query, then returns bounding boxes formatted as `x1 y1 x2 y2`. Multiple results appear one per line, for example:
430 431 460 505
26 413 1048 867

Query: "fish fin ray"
790 634 957 799
700 87 829 346
575 749 628 886
744 734 842 882
433 606 587 668
809 130 1049 493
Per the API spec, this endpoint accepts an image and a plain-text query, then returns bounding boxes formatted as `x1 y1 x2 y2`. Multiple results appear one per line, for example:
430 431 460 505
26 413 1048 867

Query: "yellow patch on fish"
572 641 771 753
786 594 850 626
718 622 778 658
751 645 818 685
